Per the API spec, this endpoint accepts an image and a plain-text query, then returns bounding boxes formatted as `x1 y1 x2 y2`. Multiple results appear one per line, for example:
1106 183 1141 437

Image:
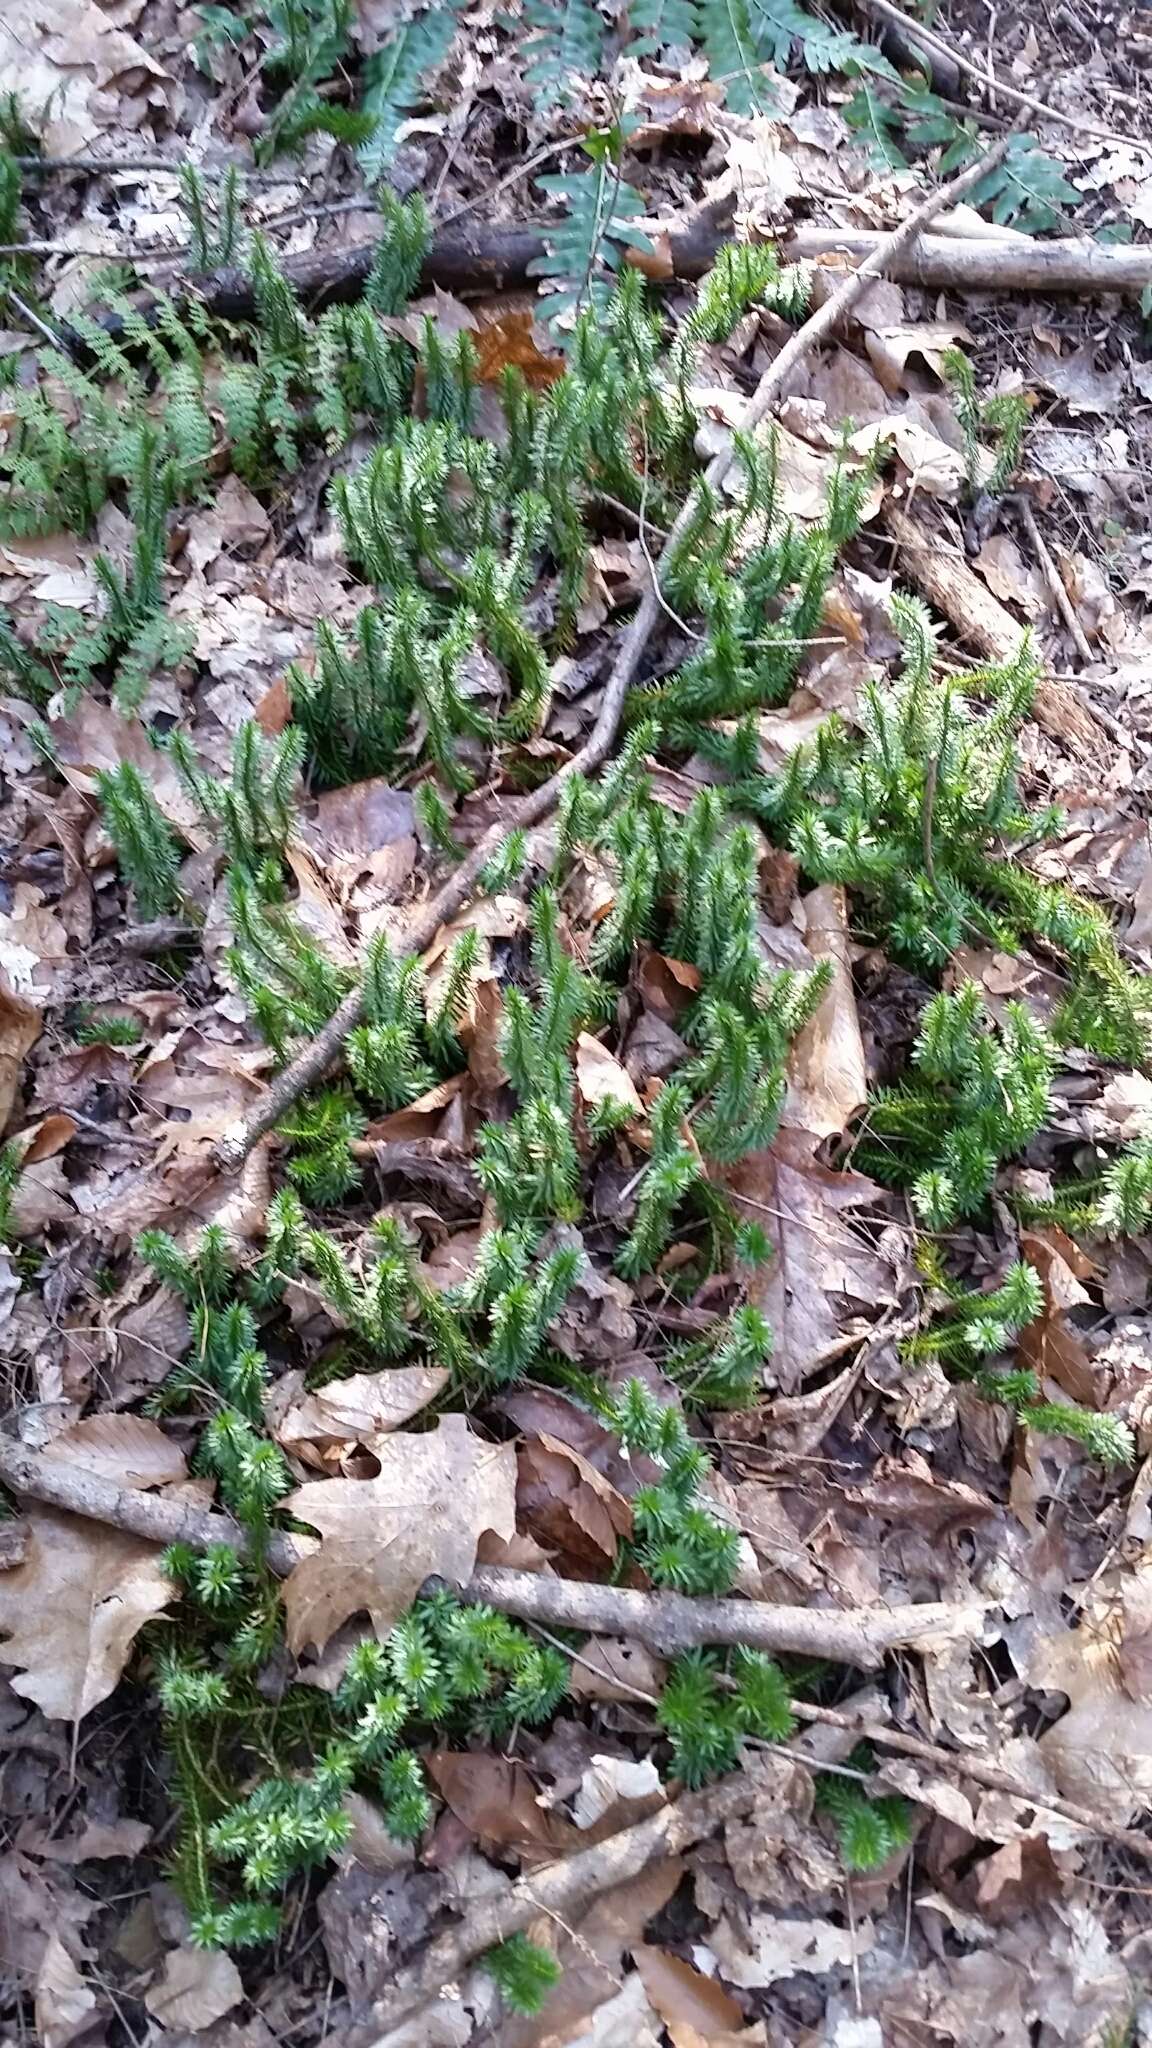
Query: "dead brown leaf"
144 1945 244 2031
517 1432 633 1571
265 1365 449 1464
632 1945 757 2047
729 1130 895 1390
35 1934 97 2048
282 1416 517 1653
42 1414 187 1489
424 1751 576 1855
575 1033 643 1118
784 885 866 1138
1017 1229 1098 1407
0 1509 173 1720
0 975 41 1135
566 1636 668 1704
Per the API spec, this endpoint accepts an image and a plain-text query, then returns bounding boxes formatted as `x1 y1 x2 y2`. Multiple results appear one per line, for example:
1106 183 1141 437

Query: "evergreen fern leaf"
524 0 608 107
359 7 460 179
629 0 698 56
529 144 652 325
968 135 1078 234
844 84 907 168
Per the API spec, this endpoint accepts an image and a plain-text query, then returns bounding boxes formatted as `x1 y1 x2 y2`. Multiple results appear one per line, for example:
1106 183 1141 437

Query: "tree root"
211 132 1011 1175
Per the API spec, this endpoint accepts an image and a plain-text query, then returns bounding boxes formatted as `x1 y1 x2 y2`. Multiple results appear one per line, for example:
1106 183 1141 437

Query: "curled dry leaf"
709 1910 873 1989
729 1131 895 1390
576 1032 643 1118
631 1944 758 2048
0 1510 173 1721
144 1946 244 2032
266 1365 450 1463
281 1415 517 1654
425 1751 577 1855
784 885 867 1139
35 1934 97 2048
42 1414 188 1490
1017 1228 1098 1407
0 976 41 1135
517 1431 633 1571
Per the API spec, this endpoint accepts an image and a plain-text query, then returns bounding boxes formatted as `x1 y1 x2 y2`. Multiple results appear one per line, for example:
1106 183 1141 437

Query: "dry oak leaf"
282 1415 517 1654
0 975 41 1134
0 1509 173 1721
631 1944 762 2048
144 1946 244 2032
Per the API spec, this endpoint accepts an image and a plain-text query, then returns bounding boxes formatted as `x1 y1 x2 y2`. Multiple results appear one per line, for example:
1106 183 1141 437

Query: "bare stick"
857 0 1133 148
1019 499 1095 666
213 133 1011 1174
788 226 1152 298
355 1771 758 2043
462 1567 985 1668
0 1436 982 1667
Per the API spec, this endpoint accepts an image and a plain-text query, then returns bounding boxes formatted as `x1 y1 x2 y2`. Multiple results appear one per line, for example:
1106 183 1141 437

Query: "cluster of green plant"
909 1252 1135 1465
156 1584 567 1948
171 721 305 872
942 346 1030 500
814 1756 913 1871
859 982 1056 1229
604 1378 744 1594
656 1647 795 1786
0 1140 23 1244
96 761 184 920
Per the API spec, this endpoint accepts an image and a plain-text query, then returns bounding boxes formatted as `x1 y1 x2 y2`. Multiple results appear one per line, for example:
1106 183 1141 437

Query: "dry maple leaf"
281 1415 517 1654
0 1510 173 1721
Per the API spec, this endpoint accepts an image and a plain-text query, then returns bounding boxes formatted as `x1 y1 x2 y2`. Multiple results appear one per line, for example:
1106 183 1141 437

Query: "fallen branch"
355 1768 758 2044
883 502 1111 752
788 226 1152 297
184 201 730 319
213 133 1011 1174
1019 498 1095 666
463 1566 985 1668
0 1436 984 1668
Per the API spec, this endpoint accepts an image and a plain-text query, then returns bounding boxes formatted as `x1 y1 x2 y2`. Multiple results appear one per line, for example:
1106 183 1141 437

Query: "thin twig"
212 131 1013 1174
13 154 292 183
1019 498 1095 666
858 0 1134 148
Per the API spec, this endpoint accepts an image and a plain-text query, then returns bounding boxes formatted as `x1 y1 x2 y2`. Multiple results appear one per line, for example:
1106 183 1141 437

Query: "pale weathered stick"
463 1566 986 1668
213 133 1011 1174
0 1435 985 1668
1019 499 1095 666
788 227 1152 297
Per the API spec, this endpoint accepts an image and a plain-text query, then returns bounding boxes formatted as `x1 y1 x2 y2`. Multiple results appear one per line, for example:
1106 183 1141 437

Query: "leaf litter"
2 2 1152 2045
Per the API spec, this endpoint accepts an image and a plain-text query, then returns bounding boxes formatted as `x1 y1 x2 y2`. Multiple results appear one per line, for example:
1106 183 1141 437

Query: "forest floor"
4 2 1152 2046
